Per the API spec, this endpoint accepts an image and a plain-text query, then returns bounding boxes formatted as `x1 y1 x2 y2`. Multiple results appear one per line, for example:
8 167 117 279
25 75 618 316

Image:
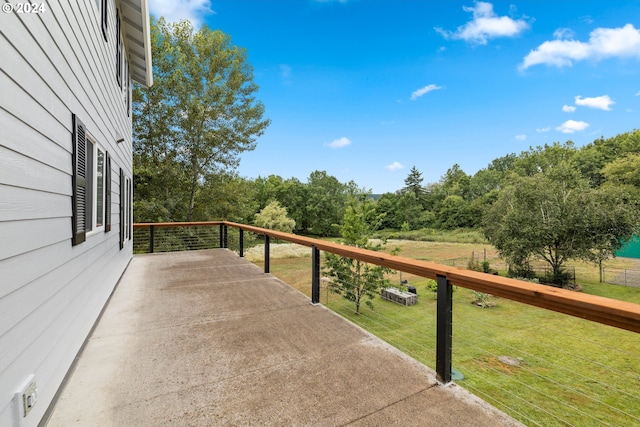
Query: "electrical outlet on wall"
12 374 38 427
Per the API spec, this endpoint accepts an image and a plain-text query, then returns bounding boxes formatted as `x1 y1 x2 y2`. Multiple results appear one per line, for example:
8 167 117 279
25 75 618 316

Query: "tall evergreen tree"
402 166 426 199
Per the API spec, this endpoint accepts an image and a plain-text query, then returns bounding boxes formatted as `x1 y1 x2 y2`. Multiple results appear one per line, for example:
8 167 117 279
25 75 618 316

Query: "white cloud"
328 137 351 148
635 90 640 96
411 84 442 100
435 1 529 45
575 95 615 111
553 28 575 40
520 24 640 70
515 134 527 141
536 127 551 133
562 105 576 112
279 64 292 79
385 161 404 171
149 0 214 26
556 120 589 134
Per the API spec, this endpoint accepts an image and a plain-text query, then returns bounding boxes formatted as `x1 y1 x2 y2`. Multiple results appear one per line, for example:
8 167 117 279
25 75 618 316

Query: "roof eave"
121 0 153 87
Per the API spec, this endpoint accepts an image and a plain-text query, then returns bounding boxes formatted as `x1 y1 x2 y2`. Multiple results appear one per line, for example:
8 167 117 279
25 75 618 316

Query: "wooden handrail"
133 221 640 333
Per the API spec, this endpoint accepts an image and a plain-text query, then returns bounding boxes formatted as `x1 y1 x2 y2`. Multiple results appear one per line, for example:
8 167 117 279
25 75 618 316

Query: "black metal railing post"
222 224 228 248
264 235 270 274
149 225 155 253
219 224 224 248
239 229 244 257
312 246 320 304
436 274 453 383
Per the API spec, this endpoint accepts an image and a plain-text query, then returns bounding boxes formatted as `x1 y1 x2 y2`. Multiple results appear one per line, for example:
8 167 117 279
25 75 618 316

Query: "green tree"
573 130 640 187
402 166 426 201
195 173 257 222
513 142 577 177
306 171 348 236
439 164 470 199
375 193 401 229
254 201 295 233
133 17 270 221
484 164 640 286
324 200 393 314
437 195 480 229
602 153 640 198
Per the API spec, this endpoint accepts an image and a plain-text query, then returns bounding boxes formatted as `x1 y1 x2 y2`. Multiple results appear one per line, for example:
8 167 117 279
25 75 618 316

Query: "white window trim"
86 135 106 236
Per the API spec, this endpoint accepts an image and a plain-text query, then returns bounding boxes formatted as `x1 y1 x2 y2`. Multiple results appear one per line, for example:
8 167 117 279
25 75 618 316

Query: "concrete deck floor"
47 249 524 427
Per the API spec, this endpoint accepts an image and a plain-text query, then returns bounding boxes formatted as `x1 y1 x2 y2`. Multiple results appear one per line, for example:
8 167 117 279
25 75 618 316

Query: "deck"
46 249 522 426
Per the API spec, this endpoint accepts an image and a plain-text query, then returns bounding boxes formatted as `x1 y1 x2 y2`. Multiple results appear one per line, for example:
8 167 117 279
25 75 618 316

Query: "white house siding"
0 1 150 426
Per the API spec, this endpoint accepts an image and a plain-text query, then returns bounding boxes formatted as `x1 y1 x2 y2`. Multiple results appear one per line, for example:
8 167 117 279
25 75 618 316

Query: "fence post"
223 224 228 248
436 274 453 383
239 229 244 257
219 224 224 248
149 225 155 254
312 246 320 304
264 235 270 274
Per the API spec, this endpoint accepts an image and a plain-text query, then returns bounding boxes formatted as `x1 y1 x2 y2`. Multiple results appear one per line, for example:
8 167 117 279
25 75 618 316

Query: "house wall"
0 2 135 425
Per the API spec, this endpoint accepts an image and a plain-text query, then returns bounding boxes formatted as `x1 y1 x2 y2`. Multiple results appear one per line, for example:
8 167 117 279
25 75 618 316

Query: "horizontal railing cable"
453 309 640 380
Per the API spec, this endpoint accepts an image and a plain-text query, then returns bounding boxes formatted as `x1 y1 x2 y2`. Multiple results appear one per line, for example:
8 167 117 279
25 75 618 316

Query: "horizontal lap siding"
0 1 134 426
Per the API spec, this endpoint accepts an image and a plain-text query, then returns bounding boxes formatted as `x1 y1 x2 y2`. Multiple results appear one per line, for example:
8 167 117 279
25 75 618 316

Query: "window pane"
96 148 104 227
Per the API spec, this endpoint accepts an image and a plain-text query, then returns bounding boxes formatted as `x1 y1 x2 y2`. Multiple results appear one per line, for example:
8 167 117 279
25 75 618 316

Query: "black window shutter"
120 167 125 250
72 114 87 246
128 177 133 239
116 8 122 88
105 152 111 232
101 0 108 42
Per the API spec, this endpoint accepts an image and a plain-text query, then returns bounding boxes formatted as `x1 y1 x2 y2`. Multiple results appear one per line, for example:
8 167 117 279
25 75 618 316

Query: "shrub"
471 291 496 308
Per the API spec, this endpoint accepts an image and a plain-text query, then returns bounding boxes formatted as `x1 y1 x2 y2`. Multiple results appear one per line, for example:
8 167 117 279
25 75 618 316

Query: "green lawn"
260 240 640 427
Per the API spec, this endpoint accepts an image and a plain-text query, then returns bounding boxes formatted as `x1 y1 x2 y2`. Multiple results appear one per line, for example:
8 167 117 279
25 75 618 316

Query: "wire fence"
603 268 640 288
133 225 221 253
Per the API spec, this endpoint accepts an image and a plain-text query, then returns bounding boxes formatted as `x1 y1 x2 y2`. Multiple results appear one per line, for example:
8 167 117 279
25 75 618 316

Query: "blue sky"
148 0 640 193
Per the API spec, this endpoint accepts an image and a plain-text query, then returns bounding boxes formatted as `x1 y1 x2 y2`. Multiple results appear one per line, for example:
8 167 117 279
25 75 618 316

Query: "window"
85 136 107 234
120 169 132 249
93 144 105 229
71 114 112 246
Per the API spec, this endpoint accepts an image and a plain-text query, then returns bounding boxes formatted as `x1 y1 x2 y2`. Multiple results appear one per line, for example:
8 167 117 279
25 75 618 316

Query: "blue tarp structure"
616 235 640 259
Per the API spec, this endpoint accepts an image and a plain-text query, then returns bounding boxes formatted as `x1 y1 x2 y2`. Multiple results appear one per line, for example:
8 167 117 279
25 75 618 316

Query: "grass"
257 239 640 427
374 227 488 244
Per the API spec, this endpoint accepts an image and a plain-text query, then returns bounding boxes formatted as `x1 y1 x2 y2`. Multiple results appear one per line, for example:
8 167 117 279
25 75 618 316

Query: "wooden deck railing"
133 221 640 382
